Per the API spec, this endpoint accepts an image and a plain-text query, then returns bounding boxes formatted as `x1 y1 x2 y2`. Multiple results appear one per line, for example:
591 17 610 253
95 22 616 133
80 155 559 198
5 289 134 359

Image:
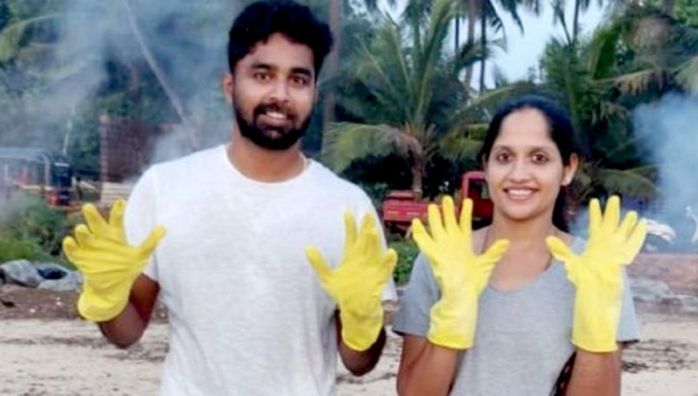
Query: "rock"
674 295 698 314
630 278 673 303
35 262 70 280
0 260 42 288
38 271 83 292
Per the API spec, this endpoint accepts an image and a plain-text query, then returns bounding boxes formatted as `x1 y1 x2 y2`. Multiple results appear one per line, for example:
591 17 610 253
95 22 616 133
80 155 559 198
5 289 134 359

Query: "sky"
383 0 607 85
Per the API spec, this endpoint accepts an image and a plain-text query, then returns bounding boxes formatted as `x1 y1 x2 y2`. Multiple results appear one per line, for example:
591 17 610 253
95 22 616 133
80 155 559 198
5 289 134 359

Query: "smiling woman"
393 95 646 396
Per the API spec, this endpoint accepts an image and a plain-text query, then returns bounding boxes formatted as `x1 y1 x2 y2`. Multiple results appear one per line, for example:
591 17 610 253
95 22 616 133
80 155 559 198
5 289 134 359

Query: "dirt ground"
0 286 696 395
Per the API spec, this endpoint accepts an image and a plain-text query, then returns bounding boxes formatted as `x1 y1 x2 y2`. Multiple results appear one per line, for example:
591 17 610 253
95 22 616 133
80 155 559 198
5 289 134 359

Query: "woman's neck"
486 213 559 249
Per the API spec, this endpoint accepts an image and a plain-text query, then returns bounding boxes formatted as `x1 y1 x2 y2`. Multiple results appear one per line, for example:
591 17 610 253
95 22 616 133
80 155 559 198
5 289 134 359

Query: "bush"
389 238 420 285
0 238 54 263
0 195 72 257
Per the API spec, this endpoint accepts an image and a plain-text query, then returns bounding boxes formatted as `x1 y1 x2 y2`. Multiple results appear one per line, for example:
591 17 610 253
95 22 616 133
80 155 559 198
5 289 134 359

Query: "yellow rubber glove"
305 212 397 352
546 196 647 352
62 199 165 322
412 196 509 350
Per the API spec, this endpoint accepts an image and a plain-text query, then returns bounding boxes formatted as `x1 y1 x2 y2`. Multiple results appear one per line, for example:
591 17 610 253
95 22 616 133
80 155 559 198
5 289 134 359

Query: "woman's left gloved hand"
546 196 647 352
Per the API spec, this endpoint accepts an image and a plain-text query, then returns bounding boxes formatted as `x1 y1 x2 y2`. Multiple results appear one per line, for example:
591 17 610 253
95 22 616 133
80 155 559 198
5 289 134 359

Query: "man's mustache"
253 103 296 121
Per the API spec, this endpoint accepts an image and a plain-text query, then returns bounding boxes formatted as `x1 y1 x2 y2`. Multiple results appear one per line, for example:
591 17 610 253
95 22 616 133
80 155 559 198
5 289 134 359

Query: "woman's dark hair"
227 0 333 78
477 94 580 231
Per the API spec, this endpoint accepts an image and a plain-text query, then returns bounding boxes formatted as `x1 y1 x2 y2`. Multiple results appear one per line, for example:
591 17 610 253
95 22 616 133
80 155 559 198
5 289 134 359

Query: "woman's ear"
561 153 579 186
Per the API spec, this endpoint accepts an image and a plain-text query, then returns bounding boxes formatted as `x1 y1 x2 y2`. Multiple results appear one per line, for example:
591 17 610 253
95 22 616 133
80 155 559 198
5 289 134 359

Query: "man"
62 1 397 394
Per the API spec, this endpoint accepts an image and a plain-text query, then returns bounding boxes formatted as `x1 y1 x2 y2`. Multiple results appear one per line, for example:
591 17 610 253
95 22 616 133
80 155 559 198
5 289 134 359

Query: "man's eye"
254 72 271 81
291 76 309 86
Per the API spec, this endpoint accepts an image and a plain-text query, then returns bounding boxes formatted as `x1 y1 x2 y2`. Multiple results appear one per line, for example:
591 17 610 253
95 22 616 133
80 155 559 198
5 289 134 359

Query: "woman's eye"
532 153 549 163
495 153 511 162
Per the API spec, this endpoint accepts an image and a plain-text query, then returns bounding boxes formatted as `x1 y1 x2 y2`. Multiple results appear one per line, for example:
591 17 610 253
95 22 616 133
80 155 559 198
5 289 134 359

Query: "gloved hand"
62 199 165 322
412 196 509 350
305 212 397 352
546 196 647 352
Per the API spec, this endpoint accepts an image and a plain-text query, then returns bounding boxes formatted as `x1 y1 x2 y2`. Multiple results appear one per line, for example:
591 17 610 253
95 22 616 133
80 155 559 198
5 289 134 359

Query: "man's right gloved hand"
412 197 509 350
62 199 165 322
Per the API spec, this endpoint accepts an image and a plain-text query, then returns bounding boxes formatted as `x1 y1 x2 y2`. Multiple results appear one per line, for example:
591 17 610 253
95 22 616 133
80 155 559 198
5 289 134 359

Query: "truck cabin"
0 148 72 205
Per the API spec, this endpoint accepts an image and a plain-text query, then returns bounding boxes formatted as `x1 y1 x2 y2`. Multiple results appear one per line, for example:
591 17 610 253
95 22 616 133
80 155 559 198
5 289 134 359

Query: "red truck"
381 171 494 233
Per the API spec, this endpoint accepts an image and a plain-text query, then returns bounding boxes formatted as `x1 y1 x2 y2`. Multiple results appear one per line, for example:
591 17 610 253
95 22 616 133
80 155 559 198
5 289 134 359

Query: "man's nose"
268 79 290 102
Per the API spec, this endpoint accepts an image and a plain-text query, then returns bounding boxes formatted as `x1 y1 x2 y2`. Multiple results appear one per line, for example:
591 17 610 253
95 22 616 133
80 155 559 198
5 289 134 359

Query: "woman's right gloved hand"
412 196 509 350
62 199 165 322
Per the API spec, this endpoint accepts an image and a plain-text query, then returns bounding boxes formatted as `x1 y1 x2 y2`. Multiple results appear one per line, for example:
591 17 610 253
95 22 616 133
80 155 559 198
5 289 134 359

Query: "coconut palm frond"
675 56 698 93
0 13 62 62
324 122 408 172
614 68 668 95
439 128 486 162
595 168 659 199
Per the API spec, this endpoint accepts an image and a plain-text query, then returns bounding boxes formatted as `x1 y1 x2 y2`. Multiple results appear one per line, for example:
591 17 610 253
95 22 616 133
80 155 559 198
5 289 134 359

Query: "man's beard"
234 102 311 151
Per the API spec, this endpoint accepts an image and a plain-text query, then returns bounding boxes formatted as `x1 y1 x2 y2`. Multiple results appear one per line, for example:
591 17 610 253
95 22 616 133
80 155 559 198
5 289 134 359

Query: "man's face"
225 33 316 151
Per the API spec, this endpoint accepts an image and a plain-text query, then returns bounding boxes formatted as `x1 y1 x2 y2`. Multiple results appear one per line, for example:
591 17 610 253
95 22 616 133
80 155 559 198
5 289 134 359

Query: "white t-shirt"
124 145 396 396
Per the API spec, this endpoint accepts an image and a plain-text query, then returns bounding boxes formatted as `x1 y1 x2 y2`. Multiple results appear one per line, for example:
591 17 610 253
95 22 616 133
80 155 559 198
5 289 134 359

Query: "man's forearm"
96 275 159 348
566 348 621 396
98 303 148 348
338 326 386 376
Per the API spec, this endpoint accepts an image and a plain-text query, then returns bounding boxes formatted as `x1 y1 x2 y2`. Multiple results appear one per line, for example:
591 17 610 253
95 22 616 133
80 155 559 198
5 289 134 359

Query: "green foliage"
0 237 54 263
328 0 489 194
389 238 419 285
0 195 71 257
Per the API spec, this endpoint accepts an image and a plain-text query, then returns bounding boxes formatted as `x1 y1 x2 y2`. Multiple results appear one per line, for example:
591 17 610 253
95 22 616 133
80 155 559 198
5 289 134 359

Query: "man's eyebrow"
250 62 273 71
290 67 313 78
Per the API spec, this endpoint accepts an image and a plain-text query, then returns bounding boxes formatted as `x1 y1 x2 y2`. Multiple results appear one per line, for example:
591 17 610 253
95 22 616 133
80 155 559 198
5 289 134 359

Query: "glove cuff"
339 307 384 352
427 294 479 350
77 285 131 322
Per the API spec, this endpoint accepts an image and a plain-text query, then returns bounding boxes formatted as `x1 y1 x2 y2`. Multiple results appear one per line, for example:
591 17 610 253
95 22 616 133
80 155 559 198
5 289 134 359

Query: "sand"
0 312 696 395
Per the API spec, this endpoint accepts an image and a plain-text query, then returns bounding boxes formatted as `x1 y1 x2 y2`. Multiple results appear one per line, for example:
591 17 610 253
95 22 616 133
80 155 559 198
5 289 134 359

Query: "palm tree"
537 2 698 201
325 0 489 196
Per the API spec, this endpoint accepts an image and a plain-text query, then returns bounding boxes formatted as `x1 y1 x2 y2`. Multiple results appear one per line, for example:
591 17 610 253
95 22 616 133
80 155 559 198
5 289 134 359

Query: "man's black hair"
228 0 333 78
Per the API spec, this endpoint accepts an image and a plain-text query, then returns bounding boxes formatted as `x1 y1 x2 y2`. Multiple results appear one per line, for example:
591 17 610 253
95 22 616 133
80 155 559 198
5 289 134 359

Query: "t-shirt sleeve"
392 254 440 337
124 168 160 282
618 268 640 343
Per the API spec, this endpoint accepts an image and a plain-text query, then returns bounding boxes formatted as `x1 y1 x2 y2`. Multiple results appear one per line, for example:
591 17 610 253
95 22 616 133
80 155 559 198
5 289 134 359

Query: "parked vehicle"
0 148 73 206
381 171 493 233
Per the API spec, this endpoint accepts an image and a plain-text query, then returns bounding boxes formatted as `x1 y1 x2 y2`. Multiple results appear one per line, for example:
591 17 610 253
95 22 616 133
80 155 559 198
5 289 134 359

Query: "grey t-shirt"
393 238 639 396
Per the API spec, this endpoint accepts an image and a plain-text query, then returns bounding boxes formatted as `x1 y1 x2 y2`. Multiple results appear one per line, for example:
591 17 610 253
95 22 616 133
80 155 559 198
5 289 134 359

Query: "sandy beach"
0 311 696 395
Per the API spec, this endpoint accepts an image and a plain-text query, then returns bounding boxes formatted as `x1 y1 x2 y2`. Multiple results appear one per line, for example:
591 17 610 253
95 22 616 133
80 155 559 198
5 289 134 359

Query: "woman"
393 95 646 396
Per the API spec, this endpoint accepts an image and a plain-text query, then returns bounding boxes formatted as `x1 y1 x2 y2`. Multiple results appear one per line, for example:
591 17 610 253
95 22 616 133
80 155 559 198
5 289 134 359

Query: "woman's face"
484 108 578 225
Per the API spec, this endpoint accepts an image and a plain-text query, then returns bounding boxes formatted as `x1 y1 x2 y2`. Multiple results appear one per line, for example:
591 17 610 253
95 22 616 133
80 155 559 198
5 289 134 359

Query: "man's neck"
227 130 307 183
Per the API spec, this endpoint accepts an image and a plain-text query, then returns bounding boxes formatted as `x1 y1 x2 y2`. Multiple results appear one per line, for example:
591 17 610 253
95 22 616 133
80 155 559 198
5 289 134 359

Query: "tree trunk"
321 0 342 160
662 0 676 17
120 0 198 151
62 102 77 156
572 0 581 44
411 157 423 198
479 3 487 93
464 0 478 88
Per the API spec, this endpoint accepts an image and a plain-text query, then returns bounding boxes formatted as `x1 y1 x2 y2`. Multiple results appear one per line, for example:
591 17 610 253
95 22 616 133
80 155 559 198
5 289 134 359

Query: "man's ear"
222 73 234 104
562 153 580 186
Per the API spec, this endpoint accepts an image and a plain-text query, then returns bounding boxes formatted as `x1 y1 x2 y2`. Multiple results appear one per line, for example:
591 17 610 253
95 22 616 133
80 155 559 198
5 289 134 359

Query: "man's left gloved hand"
305 212 397 351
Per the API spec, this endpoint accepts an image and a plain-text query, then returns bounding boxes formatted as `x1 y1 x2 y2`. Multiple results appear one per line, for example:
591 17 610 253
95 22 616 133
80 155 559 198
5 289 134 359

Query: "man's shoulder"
147 145 224 177
308 161 370 199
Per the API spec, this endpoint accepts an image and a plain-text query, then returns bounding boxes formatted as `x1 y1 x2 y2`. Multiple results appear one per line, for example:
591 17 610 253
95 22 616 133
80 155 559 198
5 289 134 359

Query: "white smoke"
633 93 698 248
3 0 242 166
